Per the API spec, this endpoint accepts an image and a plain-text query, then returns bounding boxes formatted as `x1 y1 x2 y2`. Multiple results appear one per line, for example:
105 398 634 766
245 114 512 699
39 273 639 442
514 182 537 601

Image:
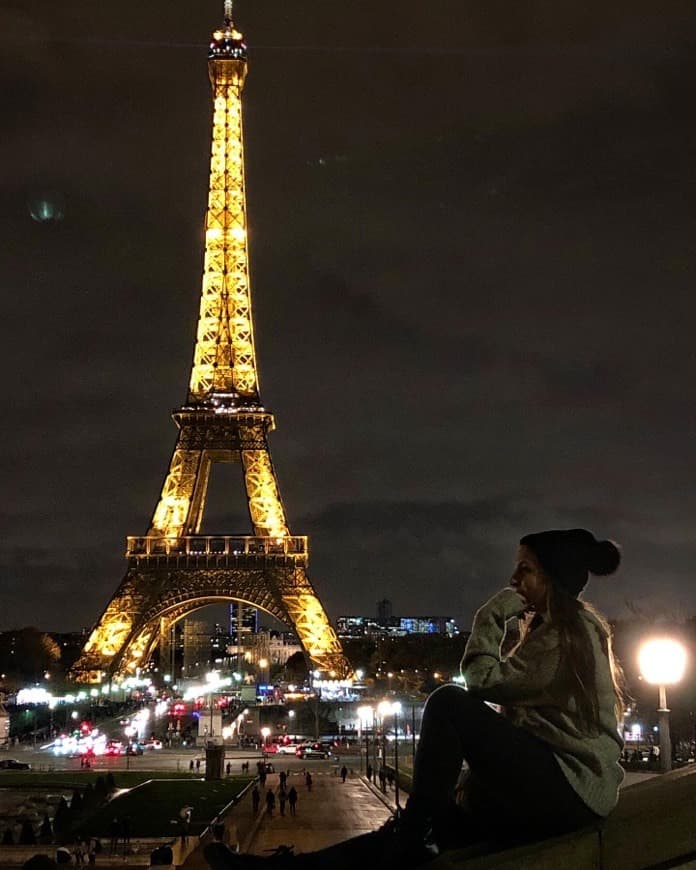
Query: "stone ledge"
430 765 696 869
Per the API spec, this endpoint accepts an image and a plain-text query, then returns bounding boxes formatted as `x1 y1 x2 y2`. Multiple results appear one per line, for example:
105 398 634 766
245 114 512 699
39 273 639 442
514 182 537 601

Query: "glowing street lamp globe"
357 706 374 724
638 637 687 774
638 639 687 686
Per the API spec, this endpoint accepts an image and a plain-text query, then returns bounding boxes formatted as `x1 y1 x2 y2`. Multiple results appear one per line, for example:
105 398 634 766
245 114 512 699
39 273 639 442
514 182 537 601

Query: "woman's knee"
424 684 470 714
424 685 491 721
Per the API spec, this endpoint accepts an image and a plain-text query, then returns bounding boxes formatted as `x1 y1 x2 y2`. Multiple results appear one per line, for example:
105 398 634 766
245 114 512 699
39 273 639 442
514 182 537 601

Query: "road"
12 744 364 777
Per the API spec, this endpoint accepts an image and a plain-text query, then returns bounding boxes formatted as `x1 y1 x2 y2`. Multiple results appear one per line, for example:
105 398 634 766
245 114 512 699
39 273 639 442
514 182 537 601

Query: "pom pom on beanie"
520 528 621 597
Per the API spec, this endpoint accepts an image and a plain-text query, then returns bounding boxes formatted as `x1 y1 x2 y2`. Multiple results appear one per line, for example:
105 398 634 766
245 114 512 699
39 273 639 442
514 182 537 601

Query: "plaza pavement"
245 767 395 857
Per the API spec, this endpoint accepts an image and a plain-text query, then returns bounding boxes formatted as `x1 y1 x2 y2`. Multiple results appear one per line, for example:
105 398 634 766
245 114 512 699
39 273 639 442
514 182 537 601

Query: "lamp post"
638 638 687 773
378 701 389 775
392 702 402 808
206 671 218 739
260 726 271 754
357 706 374 775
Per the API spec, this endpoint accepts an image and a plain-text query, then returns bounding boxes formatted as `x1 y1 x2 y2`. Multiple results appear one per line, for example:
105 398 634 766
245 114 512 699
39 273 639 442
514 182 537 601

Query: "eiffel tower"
71 2 352 683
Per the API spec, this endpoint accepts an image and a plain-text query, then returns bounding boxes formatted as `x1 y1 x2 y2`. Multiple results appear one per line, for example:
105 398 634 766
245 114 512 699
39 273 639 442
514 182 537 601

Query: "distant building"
181 618 210 678
336 612 460 639
245 630 303 668
229 602 258 640
398 616 460 636
377 598 393 626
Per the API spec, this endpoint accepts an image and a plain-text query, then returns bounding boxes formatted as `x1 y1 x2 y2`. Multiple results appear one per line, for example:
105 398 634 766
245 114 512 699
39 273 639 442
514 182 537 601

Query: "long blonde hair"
544 586 625 733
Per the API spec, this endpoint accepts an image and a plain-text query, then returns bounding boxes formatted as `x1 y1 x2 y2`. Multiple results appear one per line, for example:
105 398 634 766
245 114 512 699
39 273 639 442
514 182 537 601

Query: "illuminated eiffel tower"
71 2 352 683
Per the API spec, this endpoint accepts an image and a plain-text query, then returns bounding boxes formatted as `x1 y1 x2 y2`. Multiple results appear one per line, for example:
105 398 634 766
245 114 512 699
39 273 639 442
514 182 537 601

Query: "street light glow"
638 638 687 685
357 705 374 724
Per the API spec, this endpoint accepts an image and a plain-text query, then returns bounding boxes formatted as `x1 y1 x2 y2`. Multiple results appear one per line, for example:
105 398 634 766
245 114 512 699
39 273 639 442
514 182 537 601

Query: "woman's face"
511 545 549 612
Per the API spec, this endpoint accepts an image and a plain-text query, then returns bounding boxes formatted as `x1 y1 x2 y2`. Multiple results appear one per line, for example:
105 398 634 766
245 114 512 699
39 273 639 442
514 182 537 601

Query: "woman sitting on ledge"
206 527 625 869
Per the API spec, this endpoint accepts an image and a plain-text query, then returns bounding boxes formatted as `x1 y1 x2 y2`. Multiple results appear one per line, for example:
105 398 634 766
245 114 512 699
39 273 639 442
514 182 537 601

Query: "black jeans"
411 684 599 843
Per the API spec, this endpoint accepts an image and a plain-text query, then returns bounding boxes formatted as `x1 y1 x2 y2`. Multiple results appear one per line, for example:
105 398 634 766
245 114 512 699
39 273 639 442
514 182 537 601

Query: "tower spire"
224 0 233 25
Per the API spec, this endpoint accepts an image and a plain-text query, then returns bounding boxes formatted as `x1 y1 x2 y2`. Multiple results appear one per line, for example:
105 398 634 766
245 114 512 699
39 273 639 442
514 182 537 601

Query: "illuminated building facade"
336 614 460 639
71 2 350 682
229 602 258 640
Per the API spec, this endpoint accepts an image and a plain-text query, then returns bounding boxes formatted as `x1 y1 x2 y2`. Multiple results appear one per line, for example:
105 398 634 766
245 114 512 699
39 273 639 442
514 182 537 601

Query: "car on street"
275 744 298 755
296 746 330 760
0 759 31 770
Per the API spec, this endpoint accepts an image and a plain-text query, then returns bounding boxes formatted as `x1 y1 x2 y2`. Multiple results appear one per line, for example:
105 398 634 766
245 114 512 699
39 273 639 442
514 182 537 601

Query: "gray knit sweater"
461 588 624 818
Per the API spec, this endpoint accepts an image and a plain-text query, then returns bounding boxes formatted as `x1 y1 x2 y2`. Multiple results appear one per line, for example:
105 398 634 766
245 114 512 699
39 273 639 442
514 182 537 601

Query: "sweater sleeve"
461 588 562 704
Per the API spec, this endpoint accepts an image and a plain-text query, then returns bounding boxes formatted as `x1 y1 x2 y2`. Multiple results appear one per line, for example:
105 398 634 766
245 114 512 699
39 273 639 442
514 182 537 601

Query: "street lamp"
638 638 687 773
357 705 374 775
260 726 271 751
376 701 403 805
205 671 219 739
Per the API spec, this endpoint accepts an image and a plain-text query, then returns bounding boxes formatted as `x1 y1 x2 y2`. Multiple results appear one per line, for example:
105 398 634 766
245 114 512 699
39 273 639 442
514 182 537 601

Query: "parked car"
276 744 298 755
0 759 31 770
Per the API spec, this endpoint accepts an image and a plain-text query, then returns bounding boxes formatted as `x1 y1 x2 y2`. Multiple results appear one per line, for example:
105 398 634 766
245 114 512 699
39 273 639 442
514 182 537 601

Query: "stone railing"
431 765 696 869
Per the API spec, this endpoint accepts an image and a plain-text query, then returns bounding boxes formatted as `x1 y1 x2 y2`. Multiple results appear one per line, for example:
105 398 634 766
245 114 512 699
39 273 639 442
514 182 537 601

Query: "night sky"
2 0 696 634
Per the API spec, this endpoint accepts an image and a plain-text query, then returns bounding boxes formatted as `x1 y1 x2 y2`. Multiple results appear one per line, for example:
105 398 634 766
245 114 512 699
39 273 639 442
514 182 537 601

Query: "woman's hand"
479 587 528 620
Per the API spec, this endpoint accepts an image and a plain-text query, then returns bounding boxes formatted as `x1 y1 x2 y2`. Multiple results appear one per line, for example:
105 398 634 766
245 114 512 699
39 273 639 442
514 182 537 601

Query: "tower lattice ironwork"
71 3 351 683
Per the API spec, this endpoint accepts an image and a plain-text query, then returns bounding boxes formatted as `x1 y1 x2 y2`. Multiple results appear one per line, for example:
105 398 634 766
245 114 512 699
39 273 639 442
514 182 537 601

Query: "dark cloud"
1 1 696 633
298 497 690 627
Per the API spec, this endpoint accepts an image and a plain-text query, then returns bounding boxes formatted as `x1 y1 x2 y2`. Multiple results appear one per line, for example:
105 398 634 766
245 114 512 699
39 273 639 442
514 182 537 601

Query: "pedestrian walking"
304 771 312 791
278 787 287 817
366 762 373 783
189 759 194 772
287 786 298 816
251 786 260 814
340 765 348 783
195 758 201 773
226 762 231 776
378 767 387 792
265 790 275 817
278 770 287 789
387 769 395 789
108 818 119 856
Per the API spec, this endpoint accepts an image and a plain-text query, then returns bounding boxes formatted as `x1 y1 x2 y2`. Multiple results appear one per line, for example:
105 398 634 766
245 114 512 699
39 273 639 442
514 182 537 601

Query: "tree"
0 627 61 686
283 652 309 684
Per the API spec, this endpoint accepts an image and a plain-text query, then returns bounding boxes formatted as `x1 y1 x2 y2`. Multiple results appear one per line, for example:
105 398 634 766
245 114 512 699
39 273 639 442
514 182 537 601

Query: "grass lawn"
76 777 253 838
0 770 201 789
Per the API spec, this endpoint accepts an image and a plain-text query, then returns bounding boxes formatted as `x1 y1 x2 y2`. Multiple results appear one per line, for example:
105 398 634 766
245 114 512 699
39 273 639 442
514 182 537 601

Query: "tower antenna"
224 0 233 25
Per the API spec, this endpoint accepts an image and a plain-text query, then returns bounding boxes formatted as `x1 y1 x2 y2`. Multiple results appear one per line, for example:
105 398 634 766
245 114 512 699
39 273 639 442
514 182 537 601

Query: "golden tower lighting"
71 2 352 683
